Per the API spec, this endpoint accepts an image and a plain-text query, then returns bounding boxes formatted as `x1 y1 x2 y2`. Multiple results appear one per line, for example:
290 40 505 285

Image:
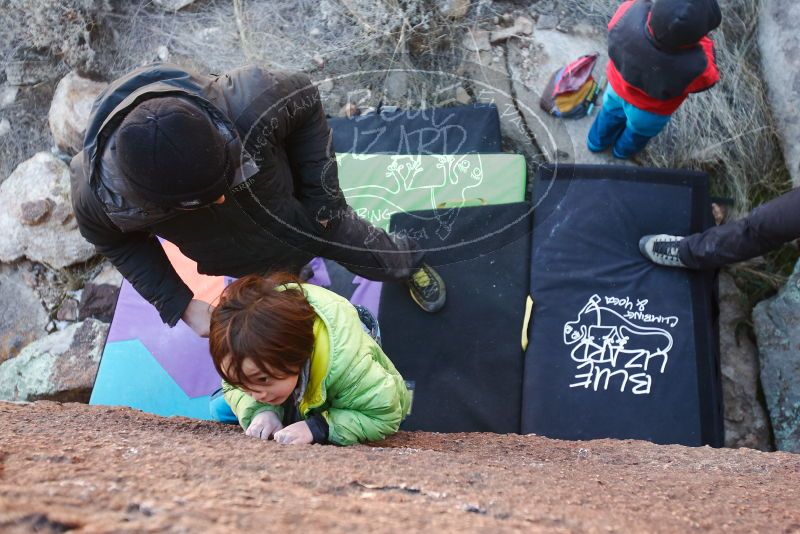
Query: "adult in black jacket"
71 63 445 336
639 187 800 269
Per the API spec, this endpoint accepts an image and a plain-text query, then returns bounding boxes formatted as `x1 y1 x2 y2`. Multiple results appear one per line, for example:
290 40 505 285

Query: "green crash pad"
336 153 528 229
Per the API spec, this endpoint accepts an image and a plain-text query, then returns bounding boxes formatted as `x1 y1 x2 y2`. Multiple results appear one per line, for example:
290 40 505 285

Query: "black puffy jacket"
71 63 346 326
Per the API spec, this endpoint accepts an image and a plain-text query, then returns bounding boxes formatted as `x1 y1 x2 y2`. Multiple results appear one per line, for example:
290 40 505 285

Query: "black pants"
679 187 800 269
312 206 425 281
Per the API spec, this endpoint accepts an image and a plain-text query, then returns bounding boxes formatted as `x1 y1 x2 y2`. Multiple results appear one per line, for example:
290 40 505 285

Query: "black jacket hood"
649 0 722 50
81 63 256 232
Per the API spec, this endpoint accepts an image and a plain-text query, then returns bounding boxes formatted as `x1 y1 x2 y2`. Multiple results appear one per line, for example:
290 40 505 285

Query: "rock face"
0 152 96 268
0 319 109 403
717 273 772 451
48 71 108 155
759 0 800 187
0 264 49 363
753 259 800 453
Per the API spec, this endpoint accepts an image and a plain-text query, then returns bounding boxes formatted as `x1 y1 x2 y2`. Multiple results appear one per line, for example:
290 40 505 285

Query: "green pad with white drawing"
335 153 527 230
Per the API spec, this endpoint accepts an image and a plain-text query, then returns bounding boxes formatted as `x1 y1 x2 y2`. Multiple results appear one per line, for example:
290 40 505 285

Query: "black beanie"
650 0 722 50
116 96 230 208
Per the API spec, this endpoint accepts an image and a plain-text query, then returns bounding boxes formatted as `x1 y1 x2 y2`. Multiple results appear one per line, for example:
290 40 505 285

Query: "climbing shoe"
638 234 687 268
406 263 446 313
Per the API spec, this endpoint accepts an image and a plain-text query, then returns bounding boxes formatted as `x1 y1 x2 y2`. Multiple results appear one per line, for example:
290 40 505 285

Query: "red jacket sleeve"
608 0 637 30
685 37 720 94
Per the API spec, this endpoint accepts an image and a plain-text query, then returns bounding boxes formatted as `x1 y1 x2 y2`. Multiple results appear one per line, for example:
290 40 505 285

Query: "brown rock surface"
18 199 53 226
0 402 798 532
78 283 121 323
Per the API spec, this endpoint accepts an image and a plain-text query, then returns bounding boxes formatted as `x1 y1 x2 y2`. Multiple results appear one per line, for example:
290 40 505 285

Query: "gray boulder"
753 259 800 452
0 319 109 403
759 0 800 187
0 152 96 268
48 71 108 155
0 264 49 362
717 272 772 450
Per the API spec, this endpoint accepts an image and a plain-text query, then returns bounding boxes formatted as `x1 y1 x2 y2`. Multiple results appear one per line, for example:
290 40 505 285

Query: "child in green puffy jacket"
208 273 412 446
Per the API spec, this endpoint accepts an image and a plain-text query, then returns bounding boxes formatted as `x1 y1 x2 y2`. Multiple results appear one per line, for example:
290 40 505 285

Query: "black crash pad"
379 202 533 433
522 164 722 446
328 104 502 155
319 104 506 317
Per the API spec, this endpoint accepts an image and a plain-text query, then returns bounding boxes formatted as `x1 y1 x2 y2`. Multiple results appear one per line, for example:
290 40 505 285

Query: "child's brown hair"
209 273 316 388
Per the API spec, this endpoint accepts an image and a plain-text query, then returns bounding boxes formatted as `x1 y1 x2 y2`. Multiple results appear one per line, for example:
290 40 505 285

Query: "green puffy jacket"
223 283 412 445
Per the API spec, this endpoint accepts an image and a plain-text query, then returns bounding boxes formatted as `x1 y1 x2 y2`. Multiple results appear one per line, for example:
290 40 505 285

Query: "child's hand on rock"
245 411 283 440
273 421 313 445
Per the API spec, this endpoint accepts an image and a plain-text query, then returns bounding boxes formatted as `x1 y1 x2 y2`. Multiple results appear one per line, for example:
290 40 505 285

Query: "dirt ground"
0 401 798 533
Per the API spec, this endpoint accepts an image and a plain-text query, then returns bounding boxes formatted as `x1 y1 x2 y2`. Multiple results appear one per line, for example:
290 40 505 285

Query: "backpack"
540 53 602 119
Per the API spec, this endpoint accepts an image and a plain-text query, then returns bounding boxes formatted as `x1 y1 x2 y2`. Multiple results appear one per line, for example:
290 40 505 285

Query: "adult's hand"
181 299 214 337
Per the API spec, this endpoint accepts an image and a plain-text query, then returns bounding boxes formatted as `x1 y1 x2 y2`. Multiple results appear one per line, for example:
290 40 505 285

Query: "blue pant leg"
209 387 239 424
587 88 628 152
613 103 671 158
